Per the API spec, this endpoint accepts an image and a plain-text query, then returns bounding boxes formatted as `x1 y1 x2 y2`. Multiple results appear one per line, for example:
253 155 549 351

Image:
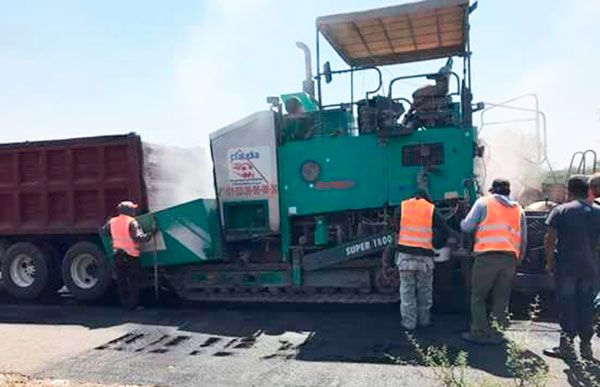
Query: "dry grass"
0 373 150 387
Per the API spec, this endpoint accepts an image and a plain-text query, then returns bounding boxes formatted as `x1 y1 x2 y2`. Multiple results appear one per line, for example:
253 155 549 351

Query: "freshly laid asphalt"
0 293 597 386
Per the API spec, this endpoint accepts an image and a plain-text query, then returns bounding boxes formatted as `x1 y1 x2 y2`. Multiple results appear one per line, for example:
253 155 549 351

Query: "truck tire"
36 243 64 292
0 240 9 284
2 242 51 300
0 240 10 288
62 242 111 302
0 240 8 256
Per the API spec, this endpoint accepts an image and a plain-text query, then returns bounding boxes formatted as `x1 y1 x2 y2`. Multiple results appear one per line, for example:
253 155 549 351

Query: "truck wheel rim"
10 254 36 288
71 253 98 289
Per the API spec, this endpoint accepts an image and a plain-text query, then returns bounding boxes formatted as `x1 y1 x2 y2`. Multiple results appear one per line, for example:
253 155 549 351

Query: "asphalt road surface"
0 294 598 387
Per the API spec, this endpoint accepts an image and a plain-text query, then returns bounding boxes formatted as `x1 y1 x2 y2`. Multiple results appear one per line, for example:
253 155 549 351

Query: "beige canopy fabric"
317 0 470 67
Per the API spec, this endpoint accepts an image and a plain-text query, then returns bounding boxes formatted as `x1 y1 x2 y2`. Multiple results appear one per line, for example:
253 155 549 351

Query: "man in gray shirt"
591 173 600 206
544 177 600 360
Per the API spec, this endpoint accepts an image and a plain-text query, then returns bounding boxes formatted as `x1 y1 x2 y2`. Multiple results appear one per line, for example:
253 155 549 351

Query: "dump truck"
0 134 146 299
0 134 209 300
0 0 553 304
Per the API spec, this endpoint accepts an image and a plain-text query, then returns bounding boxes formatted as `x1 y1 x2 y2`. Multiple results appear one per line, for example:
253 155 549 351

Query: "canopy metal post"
316 25 322 108
467 26 472 90
463 48 467 91
350 66 354 110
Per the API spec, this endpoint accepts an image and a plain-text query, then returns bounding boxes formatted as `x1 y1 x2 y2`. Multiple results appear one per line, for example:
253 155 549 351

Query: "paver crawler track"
179 287 399 304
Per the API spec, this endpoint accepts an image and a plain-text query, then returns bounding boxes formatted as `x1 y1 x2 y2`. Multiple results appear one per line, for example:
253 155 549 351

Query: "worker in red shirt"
101 201 153 309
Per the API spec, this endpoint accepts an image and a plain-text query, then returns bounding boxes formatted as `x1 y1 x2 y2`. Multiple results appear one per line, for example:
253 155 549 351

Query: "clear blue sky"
0 0 598 168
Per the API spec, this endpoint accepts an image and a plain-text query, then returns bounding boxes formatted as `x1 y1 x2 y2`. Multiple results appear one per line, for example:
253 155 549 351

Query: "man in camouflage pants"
393 190 450 330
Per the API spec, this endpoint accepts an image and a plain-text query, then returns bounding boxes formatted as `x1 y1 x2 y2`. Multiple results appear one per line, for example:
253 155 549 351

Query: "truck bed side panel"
0 134 145 235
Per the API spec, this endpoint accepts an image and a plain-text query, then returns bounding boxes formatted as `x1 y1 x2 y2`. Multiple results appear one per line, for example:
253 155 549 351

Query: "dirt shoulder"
0 373 150 386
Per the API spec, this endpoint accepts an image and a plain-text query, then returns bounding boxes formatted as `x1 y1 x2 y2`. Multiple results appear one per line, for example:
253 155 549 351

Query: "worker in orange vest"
393 189 449 331
460 179 527 345
100 201 153 309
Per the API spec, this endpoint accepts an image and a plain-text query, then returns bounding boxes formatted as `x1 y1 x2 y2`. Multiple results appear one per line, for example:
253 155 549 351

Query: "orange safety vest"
397 198 435 250
474 196 522 257
109 214 140 257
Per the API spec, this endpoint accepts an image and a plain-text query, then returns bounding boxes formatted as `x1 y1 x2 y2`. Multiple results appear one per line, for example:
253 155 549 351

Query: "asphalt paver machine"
99 0 494 304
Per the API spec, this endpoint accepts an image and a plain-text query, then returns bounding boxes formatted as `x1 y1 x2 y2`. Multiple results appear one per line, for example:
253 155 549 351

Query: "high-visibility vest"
398 198 434 250
109 214 140 257
474 196 522 257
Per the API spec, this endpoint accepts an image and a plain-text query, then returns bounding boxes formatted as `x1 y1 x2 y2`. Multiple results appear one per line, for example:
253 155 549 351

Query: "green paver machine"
105 0 484 303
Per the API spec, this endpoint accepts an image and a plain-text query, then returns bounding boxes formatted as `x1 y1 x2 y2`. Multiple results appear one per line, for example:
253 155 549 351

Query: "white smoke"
479 127 545 205
143 142 215 212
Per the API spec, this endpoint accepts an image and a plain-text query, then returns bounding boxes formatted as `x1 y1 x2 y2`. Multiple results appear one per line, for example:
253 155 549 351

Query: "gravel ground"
0 297 598 387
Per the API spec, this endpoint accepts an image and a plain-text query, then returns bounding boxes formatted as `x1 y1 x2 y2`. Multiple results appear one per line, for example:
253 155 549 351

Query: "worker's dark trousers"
470 253 516 336
555 268 594 342
114 251 141 309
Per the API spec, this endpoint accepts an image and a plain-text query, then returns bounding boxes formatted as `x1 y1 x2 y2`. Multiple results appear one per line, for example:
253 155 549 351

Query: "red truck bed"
0 134 146 235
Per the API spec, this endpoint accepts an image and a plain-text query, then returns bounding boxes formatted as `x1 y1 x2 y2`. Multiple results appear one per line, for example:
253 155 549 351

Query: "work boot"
543 336 576 360
461 332 501 345
402 323 416 332
580 341 594 361
417 309 431 328
489 331 507 345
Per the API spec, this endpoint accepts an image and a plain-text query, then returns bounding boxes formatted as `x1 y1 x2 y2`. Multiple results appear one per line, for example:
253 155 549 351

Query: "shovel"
152 215 159 300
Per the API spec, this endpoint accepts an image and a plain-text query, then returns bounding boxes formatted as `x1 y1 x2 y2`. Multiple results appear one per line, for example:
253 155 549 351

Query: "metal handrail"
316 66 383 101
478 93 557 182
387 71 461 99
567 150 598 180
